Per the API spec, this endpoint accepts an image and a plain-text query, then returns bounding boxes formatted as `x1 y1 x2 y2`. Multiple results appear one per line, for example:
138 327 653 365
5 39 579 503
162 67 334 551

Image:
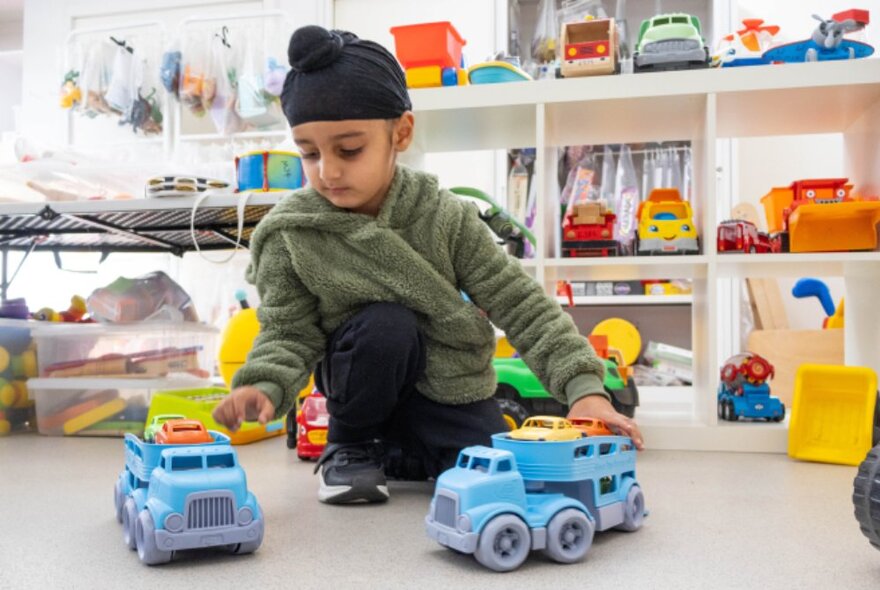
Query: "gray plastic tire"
136 510 173 565
617 485 646 532
854 446 880 550
543 508 593 563
233 537 263 555
474 514 531 572
122 498 138 550
114 479 125 523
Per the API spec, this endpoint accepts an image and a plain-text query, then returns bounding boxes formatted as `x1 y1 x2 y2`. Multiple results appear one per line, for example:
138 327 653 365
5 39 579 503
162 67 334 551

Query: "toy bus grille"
434 495 457 528
645 39 700 53
185 495 235 529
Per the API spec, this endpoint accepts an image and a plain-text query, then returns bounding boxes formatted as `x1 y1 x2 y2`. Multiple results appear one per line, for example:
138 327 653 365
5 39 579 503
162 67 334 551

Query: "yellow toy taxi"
508 416 585 441
636 188 700 255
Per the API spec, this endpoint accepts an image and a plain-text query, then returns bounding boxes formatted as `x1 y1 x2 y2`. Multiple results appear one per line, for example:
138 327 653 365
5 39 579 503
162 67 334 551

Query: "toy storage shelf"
557 295 693 306
408 56 880 453
0 193 285 255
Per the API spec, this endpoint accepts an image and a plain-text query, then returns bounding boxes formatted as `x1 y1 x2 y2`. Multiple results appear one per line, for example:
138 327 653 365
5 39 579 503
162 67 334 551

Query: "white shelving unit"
408 58 880 451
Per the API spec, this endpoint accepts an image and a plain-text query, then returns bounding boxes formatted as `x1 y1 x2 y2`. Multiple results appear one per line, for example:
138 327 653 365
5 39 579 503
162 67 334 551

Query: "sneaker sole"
318 481 390 504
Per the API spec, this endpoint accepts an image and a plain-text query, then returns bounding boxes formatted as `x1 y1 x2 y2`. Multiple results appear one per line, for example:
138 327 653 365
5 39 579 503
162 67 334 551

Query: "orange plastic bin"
390 21 466 69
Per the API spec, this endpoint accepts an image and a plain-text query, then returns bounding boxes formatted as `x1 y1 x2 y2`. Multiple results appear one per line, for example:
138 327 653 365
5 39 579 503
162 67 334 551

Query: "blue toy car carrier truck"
425 432 645 571
114 431 264 565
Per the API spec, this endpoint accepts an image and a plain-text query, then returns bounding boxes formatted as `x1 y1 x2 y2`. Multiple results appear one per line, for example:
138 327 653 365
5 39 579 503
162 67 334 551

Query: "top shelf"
410 59 880 150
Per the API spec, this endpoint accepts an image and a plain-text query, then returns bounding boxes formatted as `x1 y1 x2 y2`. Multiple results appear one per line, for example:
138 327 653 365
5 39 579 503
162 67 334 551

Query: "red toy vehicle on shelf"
720 352 774 389
716 219 772 253
562 201 621 257
289 391 329 460
154 419 213 445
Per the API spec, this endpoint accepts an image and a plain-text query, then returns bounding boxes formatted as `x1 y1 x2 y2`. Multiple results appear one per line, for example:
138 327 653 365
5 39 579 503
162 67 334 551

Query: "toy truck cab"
717 219 772 253
634 13 710 71
636 188 699 255
717 353 785 422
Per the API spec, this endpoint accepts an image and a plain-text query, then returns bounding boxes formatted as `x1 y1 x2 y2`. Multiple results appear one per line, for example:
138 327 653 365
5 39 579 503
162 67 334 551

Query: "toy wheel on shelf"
773 403 786 423
544 508 594 563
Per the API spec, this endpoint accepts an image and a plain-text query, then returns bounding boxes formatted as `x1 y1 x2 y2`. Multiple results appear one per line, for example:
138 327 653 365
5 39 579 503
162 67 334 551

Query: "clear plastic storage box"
32 322 219 380
28 377 209 436
0 318 40 433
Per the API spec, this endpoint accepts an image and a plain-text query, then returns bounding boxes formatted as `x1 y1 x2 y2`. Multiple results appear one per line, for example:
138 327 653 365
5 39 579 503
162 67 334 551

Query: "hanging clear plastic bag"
682 147 693 203
613 144 639 244
208 28 244 135
670 148 683 198
78 40 115 117
508 153 530 222
235 29 280 128
160 39 182 97
559 0 607 26
180 31 211 117
599 144 616 208
532 0 559 65
561 152 598 223
104 37 135 114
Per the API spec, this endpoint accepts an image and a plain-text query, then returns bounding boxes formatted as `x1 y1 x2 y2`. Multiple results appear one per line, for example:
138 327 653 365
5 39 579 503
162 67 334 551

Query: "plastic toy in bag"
105 37 135 114
613 145 639 245
160 50 181 95
86 271 199 324
60 70 82 109
264 57 288 96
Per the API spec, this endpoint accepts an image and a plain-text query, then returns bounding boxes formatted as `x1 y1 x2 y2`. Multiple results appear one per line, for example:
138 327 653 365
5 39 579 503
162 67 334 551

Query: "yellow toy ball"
0 346 9 373
0 379 16 409
0 418 10 436
11 350 38 379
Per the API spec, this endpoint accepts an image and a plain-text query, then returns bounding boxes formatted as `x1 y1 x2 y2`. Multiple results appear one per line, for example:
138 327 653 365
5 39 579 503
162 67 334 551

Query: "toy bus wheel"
136 510 173 565
544 508 594 563
122 498 138 550
617 485 646 531
773 403 785 423
114 478 125 523
722 400 734 422
474 514 531 572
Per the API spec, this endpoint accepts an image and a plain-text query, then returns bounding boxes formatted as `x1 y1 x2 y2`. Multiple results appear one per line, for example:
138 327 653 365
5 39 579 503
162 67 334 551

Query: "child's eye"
340 147 362 158
300 152 319 160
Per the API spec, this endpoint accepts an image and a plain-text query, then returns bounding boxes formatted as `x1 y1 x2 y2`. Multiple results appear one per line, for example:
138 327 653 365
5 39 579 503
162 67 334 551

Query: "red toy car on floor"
716 219 772 253
292 392 329 460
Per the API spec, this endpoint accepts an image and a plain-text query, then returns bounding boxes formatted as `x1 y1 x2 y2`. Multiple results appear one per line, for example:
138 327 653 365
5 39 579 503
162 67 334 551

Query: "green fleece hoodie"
232 164 606 418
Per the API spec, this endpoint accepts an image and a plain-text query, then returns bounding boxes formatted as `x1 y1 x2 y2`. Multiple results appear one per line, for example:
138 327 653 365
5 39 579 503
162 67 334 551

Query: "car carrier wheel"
544 508 594 563
854 445 880 550
136 510 173 565
617 485 646 532
474 514 531 572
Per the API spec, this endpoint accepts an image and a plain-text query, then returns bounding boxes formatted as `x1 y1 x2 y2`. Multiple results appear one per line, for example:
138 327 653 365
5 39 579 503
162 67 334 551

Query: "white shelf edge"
547 255 709 267
0 192 289 216
714 251 880 278
556 295 692 305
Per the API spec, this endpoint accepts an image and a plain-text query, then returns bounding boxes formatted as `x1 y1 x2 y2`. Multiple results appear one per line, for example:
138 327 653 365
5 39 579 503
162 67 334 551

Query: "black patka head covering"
281 25 412 126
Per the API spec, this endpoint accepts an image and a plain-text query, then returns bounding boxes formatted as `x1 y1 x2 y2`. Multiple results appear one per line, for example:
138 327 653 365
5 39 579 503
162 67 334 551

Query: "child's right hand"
212 386 276 432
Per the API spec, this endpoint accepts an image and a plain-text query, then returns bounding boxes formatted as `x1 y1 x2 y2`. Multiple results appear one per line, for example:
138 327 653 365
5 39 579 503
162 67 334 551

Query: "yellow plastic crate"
788 364 878 466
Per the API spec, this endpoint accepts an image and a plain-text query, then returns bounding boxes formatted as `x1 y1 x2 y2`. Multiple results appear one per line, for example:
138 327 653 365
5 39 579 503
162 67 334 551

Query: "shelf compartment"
714 252 880 278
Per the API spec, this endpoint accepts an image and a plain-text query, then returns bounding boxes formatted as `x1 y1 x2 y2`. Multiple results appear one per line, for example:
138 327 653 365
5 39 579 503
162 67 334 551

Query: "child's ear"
392 111 415 152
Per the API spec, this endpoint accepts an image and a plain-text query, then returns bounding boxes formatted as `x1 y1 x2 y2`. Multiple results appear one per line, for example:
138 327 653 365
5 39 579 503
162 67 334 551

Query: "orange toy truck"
760 178 880 252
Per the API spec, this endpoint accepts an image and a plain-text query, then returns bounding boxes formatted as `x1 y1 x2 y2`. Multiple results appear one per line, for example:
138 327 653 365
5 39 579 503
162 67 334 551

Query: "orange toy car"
570 417 614 437
154 419 213 445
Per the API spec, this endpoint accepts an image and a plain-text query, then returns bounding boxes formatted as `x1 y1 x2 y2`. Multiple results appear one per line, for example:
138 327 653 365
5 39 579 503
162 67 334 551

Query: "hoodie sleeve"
231 230 326 418
449 199 607 407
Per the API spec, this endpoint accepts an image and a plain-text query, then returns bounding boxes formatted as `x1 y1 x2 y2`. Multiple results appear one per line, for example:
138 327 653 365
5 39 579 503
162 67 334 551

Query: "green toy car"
143 413 186 442
494 357 639 429
633 13 710 72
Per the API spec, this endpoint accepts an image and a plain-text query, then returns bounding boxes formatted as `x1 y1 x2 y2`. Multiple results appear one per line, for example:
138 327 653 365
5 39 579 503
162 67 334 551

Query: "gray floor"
2 434 879 589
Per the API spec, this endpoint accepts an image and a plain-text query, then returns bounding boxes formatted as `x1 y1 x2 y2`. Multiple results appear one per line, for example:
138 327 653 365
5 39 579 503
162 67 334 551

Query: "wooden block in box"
746 328 844 406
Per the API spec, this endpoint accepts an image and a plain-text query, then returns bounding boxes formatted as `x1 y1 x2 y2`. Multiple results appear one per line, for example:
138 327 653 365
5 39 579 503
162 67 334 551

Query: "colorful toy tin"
235 150 304 192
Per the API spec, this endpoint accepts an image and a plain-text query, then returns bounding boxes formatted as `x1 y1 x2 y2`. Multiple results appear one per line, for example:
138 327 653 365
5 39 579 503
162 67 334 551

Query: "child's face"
293 114 414 216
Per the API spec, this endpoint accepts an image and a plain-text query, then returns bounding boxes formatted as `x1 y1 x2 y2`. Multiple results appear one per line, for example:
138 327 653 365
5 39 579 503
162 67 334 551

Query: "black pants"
315 302 508 477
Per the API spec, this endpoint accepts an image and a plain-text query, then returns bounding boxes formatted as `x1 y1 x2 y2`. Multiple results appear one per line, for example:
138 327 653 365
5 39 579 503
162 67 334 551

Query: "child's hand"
568 394 645 450
212 386 276 432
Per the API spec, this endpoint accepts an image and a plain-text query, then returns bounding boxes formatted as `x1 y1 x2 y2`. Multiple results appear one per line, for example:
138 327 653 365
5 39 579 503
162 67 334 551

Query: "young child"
213 25 644 504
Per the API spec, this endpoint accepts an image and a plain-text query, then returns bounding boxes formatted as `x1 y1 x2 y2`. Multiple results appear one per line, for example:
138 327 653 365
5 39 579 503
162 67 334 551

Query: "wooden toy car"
560 18 618 77
562 201 620 257
508 416 584 441
154 419 213 445
716 219 772 253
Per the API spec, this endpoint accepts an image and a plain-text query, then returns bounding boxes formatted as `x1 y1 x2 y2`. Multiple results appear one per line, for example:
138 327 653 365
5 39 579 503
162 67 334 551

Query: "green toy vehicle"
143 413 185 442
494 357 639 429
633 13 710 72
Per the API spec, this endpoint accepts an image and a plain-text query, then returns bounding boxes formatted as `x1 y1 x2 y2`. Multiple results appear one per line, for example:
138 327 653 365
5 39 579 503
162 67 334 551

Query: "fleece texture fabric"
232 164 606 418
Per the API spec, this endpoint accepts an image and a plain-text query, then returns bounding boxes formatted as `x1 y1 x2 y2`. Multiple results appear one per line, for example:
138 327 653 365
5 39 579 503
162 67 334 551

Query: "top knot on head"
288 25 356 72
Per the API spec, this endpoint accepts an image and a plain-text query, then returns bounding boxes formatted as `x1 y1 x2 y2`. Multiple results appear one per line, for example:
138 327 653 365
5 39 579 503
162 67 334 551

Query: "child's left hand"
568 394 645 450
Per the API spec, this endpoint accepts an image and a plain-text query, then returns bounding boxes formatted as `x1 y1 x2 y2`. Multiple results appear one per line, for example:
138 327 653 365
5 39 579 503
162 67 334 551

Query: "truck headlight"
456 514 471 533
238 507 254 526
164 513 184 533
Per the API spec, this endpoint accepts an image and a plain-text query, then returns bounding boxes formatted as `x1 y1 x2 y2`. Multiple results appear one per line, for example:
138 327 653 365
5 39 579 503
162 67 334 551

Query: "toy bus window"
171 455 203 471
574 445 594 458
458 454 471 468
497 459 512 472
130 442 143 459
471 457 491 473
621 443 633 452
671 16 689 24
599 475 618 494
599 442 615 456
569 22 609 44
207 454 235 469
159 457 166 470
653 17 670 26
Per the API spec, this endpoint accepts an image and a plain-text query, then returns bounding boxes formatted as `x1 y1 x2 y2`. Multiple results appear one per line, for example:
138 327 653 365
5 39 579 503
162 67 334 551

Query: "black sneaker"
382 443 429 482
314 441 389 504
